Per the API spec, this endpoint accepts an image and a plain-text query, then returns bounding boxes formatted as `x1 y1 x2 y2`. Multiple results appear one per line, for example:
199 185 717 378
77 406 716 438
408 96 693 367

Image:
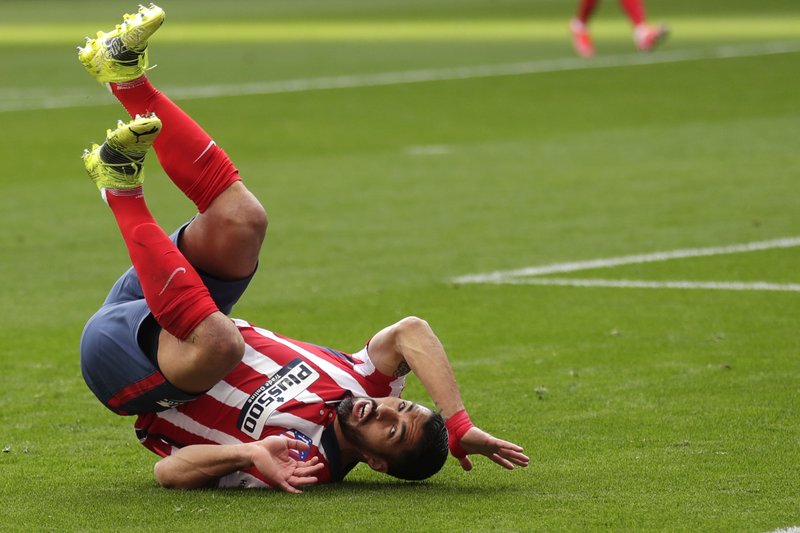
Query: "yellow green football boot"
82 114 162 198
78 4 165 84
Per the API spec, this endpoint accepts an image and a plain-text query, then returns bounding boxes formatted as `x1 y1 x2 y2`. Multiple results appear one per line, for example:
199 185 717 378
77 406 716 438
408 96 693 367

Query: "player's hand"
456 427 530 471
249 436 324 493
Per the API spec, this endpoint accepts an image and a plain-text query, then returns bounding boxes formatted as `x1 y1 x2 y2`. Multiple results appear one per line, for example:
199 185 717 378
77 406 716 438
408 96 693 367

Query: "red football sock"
619 0 646 26
109 76 240 213
105 188 219 339
576 0 600 23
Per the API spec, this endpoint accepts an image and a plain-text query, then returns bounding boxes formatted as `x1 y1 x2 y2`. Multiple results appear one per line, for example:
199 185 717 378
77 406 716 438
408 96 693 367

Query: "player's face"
337 396 432 459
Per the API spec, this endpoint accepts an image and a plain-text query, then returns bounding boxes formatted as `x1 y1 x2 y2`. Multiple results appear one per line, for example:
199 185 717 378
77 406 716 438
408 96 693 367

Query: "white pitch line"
451 236 800 291
496 278 800 292
452 236 800 284
2 40 800 113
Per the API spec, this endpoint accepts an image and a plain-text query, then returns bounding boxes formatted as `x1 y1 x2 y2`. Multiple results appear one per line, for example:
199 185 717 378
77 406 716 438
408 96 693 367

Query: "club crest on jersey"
280 429 313 460
237 358 320 439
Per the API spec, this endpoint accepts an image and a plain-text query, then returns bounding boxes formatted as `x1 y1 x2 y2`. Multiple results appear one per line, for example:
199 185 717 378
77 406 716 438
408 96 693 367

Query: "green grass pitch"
1 0 799 531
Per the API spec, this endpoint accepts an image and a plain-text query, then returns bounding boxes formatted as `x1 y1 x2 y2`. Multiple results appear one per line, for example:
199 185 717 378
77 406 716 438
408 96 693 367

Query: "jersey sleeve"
350 345 406 398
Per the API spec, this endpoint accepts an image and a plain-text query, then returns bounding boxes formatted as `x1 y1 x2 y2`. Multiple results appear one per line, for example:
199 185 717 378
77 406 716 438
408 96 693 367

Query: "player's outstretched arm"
456 427 530 471
153 436 323 492
367 316 529 471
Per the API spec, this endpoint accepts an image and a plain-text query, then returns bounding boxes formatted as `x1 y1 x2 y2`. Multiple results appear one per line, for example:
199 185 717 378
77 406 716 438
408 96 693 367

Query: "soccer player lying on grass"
77 5 529 493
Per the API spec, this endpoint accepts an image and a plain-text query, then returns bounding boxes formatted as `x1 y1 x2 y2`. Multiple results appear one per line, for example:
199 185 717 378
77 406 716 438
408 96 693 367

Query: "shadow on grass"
84 476 516 503
305 479 489 495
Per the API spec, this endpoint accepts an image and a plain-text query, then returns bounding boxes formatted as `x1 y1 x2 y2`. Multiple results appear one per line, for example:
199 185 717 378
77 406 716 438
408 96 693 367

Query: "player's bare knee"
220 192 267 247
398 316 431 334
241 194 268 242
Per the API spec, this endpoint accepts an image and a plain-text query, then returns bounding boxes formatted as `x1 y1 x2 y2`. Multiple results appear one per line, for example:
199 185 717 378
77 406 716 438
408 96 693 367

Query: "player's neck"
332 416 364 468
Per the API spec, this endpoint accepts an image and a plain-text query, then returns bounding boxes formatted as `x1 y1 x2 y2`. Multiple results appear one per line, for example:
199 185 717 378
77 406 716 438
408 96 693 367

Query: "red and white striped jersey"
134 318 405 488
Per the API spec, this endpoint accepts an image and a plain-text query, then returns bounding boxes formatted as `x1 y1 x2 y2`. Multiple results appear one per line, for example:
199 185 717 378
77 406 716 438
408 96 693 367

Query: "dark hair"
386 411 448 481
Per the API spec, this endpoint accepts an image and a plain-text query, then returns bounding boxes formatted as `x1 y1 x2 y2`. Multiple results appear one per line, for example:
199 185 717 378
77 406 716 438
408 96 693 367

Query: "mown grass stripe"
1 16 799 43
2 40 799 113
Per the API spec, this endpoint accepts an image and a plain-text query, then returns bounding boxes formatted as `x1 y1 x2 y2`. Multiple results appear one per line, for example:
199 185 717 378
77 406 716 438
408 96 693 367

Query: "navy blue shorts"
80 221 255 415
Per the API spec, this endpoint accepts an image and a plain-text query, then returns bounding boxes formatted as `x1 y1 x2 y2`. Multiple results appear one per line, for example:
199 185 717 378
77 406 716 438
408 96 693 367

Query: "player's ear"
365 454 389 473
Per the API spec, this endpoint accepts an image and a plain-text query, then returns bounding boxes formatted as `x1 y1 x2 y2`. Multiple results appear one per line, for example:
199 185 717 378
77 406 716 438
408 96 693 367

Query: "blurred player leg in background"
570 0 598 57
570 0 669 57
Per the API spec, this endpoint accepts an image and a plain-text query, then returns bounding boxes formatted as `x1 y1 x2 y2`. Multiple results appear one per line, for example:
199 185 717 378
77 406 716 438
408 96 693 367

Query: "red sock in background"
576 0 600 24
105 188 219 339
619 0 646 26
109 76 240 213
